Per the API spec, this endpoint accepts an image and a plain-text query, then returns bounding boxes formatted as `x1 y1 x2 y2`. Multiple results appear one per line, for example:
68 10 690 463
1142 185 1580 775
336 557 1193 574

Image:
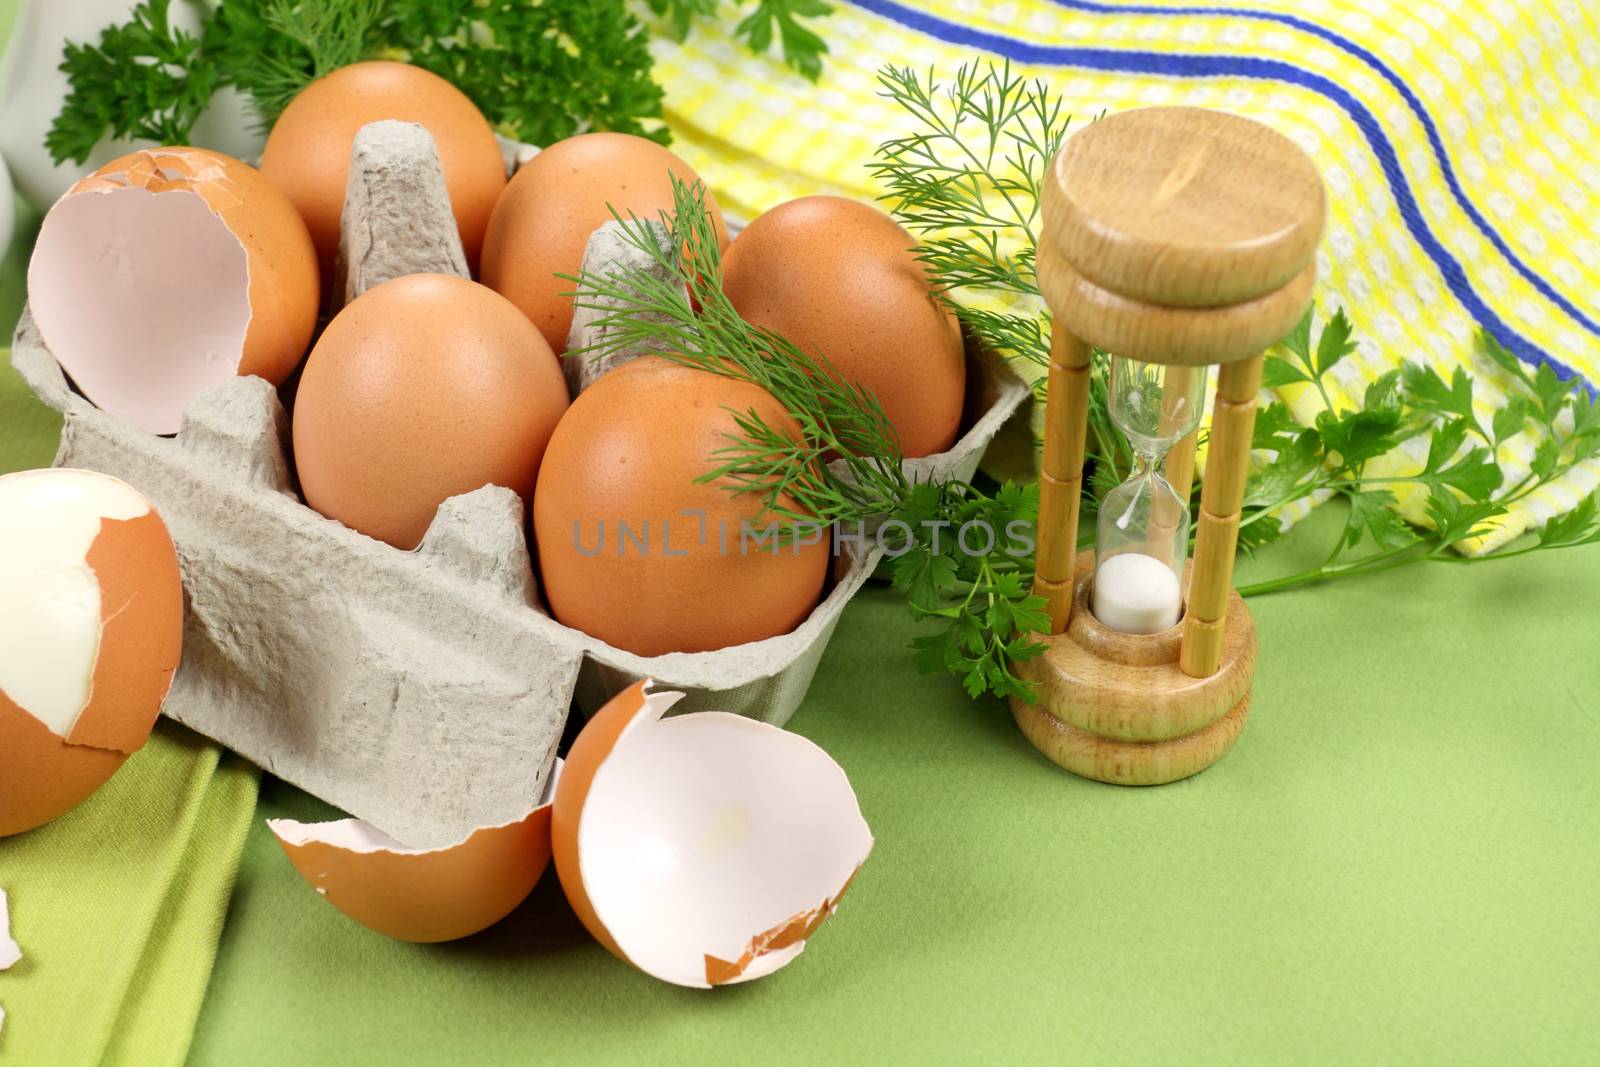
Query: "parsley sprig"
646 1 835 81
47 0 219 164
1238 316 1600 594
49 0 664 162
49 0 839 164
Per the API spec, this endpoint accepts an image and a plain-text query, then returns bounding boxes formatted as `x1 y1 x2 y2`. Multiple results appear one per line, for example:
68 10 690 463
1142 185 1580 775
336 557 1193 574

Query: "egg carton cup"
10 121 883 846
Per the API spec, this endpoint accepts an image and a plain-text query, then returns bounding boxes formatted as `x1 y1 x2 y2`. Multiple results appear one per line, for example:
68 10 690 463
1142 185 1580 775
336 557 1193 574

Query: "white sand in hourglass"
1093 552 1182 634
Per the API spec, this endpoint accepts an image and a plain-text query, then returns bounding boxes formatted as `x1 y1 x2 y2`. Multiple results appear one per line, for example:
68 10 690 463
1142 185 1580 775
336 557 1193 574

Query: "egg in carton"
9 121 876 847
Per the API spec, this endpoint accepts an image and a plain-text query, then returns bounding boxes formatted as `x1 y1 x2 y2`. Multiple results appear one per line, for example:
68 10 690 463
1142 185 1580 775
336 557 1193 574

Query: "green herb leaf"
1364 369 1404 415
1537 494 1600 548
1477 331 1529 386
1531 437 1561 482
1243 430 1321 509
1346 489 1418 550
1315 406 1406 468
1261 357 1311 388
1252 401 1304 449
48 0 219 163
1491 396 1531 446
1402 362 1476 423
1280 306 1314 375
735 0 834 81
1531 362 1577 421
1423 488 1504 543
1315 307 1358 377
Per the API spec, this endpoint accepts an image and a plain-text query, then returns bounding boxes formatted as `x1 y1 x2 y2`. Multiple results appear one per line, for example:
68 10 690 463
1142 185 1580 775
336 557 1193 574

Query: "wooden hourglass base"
1009 556 1256 785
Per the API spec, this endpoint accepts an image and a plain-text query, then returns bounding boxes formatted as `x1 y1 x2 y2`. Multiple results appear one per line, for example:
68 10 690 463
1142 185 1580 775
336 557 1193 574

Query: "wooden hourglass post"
1033 328 1093 634
1015 105 1325 786
1181 354 1263 677
1147 366 1199 566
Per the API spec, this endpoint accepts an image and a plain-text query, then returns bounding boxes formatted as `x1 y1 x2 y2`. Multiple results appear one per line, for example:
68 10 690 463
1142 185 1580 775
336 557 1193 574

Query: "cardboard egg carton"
10 121 1019 845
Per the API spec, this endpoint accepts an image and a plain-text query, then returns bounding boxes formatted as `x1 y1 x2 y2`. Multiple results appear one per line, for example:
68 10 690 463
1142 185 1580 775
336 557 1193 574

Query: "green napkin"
1 344 260 1067
0 725 257 1066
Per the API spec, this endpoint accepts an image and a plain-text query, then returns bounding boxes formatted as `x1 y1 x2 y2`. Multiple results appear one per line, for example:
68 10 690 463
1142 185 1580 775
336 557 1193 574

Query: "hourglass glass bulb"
1091 357 1206 634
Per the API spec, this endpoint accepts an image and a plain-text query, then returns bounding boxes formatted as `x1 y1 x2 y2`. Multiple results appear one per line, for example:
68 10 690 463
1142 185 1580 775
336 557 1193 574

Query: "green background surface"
3 1 1599 1062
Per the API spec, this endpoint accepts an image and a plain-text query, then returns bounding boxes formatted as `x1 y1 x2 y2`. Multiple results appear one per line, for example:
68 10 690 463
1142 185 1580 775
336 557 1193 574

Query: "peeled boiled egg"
722 195 966 458
555 681 873 987
532 356 827 656
260 61 507 273
27 147 319 435
270 761 561 943
292 273 570 550
480 132 728 354
0 468 182 837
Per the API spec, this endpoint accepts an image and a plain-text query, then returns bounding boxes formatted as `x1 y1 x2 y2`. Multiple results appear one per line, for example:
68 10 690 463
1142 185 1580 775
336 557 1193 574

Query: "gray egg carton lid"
7 122 879 847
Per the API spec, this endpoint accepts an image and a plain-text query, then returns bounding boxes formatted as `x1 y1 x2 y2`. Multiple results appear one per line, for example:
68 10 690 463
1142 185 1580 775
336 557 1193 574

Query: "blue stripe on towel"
846 0 1591 386
1046 0 1600 342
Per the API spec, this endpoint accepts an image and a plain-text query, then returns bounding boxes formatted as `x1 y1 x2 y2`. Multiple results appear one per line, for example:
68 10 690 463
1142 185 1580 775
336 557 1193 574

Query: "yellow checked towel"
650 0 1600 549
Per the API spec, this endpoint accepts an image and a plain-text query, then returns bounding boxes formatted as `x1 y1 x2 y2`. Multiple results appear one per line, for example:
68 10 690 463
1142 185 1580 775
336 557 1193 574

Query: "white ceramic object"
0 156 13 257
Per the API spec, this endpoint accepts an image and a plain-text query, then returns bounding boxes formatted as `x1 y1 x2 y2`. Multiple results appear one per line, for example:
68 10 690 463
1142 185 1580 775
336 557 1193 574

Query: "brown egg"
0 469 183 837
533 357 827 656
260 61 506 272
480 132 728 355
292 274 570 550
28 147 319 434
721 195 966 458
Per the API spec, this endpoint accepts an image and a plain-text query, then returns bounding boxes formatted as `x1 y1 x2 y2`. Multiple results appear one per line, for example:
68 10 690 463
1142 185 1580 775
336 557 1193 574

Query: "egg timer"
1012 106 1326 784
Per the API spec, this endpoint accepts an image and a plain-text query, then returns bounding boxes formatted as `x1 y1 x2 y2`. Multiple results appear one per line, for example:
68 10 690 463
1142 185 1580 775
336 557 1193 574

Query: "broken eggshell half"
554 681 873 988
26 146 319 436
268 759 562 944
0 468 183 837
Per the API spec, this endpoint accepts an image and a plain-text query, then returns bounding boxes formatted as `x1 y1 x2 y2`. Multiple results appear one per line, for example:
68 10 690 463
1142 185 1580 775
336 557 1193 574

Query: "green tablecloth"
187 516 1600 1064
3 3 1597 1060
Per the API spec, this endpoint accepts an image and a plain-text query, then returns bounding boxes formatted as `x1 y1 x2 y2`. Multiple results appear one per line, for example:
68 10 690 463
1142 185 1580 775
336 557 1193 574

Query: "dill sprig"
870 61 1074 368
567 176 910 526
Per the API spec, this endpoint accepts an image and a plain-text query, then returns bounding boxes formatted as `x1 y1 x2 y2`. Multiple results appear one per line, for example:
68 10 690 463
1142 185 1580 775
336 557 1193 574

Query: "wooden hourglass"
1013 107 1325 785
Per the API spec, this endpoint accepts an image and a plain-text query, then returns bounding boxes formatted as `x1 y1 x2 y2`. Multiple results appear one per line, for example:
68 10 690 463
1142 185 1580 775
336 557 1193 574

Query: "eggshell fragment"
0 469 183 837
554 681 873 987
269 761 561 943
0 888 20 971
26 147 319 435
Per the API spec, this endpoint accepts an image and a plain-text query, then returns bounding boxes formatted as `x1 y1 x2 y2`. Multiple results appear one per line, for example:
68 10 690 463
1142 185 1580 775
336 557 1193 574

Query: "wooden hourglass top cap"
1042 107 1326 309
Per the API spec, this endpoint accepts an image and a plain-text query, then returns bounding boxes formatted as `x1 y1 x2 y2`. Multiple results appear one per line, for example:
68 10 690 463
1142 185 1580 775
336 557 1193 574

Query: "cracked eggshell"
26 147 319 435
0 468 182 837
553 681 873 988
269 760 562 944
260 61 506 274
